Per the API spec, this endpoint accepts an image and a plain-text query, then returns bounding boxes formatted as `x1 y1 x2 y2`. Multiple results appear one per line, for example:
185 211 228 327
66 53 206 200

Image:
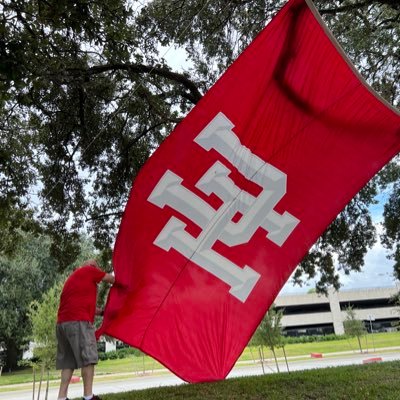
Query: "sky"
280 200 397 295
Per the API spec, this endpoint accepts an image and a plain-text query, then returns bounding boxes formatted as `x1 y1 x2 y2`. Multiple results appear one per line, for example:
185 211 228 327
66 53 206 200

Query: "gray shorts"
56 321 98 370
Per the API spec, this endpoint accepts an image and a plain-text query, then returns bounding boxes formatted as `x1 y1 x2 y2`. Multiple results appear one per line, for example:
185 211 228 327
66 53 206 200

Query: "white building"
275 285 400 336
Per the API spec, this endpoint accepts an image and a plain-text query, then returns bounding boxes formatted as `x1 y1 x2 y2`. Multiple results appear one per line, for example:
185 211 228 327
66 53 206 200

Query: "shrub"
97 347 143 361
282 334 350 345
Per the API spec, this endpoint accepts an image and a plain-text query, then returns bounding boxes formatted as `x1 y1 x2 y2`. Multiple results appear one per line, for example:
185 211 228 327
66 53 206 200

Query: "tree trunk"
282 346 290 373
357 336 363 353
4 340 21 371
32 366 36 400
45 368 49 400
37 364 44 400
249 346 256 363
258 347 265 375
261 346 265 363
271 347 280 373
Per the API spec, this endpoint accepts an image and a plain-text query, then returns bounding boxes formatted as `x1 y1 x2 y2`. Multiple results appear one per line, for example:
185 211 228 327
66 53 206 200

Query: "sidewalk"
2 346 400 391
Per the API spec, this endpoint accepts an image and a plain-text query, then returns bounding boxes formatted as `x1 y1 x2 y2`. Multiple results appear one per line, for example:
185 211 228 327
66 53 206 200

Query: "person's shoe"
82 396 102 400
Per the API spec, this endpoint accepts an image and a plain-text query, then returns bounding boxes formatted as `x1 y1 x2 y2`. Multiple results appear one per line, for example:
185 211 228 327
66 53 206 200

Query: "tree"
255 306 286 372
0 232 59 370
28 283 62 400
1 0 399 287
343 305 367 352
29 283 62 368
382 183 400 280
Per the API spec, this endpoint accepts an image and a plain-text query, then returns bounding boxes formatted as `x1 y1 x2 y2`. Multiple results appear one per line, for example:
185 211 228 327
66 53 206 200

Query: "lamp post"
368 314 376 352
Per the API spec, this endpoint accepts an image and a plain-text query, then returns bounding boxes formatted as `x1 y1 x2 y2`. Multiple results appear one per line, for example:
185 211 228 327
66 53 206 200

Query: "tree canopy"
1 0 399 289
0 232 59 369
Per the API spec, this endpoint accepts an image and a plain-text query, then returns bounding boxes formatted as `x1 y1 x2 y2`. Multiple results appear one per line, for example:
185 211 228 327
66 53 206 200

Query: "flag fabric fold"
98 0 400 383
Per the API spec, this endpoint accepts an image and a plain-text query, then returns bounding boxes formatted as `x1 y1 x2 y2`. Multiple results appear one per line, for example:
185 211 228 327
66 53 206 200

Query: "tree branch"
378 12 400 28
319 2 369 15
320 0 400 15
85 211 123 222
127 118 182 149
66 63 203 105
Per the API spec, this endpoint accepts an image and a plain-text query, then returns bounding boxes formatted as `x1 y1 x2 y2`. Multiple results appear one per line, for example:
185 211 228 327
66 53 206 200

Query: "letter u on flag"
97 0 400 382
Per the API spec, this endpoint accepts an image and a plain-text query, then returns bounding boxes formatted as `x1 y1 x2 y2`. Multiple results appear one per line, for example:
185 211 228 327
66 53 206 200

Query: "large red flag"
98 0 400 382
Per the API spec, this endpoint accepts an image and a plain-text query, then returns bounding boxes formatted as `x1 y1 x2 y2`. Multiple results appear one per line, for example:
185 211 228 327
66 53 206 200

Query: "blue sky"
280 198 397 295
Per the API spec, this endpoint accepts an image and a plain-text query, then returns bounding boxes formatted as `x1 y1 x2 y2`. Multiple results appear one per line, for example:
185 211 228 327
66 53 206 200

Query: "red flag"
98 0 400 382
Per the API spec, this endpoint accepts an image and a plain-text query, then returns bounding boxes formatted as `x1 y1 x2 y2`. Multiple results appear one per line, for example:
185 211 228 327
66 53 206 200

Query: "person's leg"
56 323 77 399
78 321 100 398
58 368 74 399
81 364 95 397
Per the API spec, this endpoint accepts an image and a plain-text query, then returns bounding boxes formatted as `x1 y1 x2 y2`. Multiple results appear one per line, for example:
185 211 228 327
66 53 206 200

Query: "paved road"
2 351 400 400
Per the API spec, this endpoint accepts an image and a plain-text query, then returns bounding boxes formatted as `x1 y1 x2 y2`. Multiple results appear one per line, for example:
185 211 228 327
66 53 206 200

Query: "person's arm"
95 306 104 316
102 271 127 290
102 273 115 285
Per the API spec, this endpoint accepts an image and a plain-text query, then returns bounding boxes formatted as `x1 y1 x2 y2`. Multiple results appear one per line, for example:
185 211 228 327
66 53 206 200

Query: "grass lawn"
1 331 399 386
71 361 400 400
241 331 400 361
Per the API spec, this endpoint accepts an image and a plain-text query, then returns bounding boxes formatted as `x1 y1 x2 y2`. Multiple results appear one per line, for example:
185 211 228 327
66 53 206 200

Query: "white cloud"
338 240 395 290
280 198 397 295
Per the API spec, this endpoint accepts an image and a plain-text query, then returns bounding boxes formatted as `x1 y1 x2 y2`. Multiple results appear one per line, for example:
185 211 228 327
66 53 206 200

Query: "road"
1 350 399 400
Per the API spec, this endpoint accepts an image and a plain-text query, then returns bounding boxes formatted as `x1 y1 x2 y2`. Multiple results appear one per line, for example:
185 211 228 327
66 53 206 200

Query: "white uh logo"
148 112 300 302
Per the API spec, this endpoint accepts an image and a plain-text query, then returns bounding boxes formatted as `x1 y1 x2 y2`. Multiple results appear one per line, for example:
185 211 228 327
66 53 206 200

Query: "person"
56 259 115 400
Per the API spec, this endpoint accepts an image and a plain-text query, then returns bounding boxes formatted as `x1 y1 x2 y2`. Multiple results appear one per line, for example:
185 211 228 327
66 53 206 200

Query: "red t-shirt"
57 265 106 323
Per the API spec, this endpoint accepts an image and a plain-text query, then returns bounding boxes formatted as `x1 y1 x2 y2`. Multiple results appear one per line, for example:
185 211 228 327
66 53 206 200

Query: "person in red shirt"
56 259 115 400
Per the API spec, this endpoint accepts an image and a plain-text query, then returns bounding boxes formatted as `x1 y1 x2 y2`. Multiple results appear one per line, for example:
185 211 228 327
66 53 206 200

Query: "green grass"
0 356 164 387
95 355 162 375
0 369 59 386
1 331 399 387
0 357 158 386
242 331 399 360
71 361 400 400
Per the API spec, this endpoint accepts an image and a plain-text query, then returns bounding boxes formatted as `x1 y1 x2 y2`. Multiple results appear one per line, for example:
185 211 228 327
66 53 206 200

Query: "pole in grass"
368 315 376 352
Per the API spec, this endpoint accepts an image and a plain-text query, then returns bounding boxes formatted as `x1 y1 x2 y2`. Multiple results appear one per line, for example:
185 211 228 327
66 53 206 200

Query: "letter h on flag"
148 112 300 302
98 0 400 383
